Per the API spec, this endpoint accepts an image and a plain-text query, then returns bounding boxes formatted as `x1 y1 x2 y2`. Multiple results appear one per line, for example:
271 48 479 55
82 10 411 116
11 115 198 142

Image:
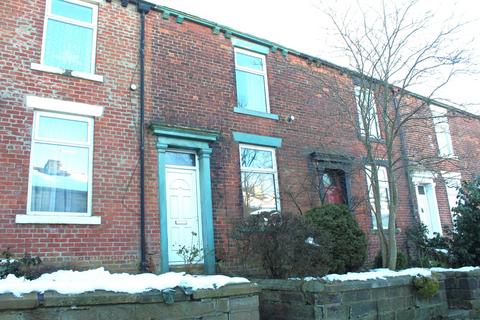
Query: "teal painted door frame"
152 125 218 274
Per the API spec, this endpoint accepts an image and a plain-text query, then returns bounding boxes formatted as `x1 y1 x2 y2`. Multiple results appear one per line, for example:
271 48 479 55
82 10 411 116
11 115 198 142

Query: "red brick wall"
1 1 479 272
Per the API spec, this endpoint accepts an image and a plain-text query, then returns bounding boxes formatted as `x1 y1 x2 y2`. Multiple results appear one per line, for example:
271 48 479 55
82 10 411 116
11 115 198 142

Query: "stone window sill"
234 107 279 120
15 214 101 225
31 63 104 83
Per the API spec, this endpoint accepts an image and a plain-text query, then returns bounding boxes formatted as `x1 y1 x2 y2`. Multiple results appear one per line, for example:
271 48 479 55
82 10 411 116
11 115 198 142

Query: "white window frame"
430 105 455 158
442 171 462 218
40 0 99 74
234 48 271 113
239 144 280 214
365 165 390 229
17 111 99 224
355 86 381 139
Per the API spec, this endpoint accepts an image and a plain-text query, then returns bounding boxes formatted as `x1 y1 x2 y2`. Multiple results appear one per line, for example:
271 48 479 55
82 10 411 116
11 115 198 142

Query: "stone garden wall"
443 269 480 317
0 283 260 320
257 275 450 320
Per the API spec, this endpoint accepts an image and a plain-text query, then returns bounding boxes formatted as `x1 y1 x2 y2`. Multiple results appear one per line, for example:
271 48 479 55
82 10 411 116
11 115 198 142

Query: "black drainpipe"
137 0 151 273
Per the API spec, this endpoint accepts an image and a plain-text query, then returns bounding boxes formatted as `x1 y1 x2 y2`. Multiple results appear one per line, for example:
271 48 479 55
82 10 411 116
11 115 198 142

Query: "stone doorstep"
0 283 259 311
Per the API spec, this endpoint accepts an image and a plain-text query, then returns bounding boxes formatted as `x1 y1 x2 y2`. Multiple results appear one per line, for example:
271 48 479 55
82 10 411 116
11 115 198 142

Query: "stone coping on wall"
0 283 260 311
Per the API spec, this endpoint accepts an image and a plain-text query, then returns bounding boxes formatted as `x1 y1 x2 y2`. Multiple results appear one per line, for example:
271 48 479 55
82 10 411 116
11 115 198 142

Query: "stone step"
447 308 475 320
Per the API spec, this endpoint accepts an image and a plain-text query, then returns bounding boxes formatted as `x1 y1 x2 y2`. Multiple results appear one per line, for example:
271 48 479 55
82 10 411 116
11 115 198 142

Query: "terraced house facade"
1 0 479 273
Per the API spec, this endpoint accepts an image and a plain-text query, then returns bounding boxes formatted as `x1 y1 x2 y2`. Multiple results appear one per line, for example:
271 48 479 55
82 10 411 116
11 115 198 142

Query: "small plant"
1 249 42 280
175 232 204 273
413 275 440 299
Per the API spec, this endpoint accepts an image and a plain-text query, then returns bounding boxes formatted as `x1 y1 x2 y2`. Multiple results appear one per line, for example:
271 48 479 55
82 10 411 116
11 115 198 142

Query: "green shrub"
413 275 440 299
232 212 333 278
450 177 480 267
405 223 451 268
305 204 367 274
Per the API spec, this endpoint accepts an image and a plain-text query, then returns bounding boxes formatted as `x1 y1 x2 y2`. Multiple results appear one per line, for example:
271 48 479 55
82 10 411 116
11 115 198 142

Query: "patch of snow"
0 268 249 297
320 268 432 282
305 237 320 247
0 259 16 265
430 266 480 273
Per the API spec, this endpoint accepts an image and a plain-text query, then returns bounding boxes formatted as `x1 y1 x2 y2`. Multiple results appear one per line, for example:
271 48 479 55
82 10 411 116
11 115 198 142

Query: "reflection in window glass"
240 148 273 169
241 172 276 215
28 112 93 215
30 143 89 213
235 52 263 71
240 145 278 215
38 116 89 142
165 152 196 167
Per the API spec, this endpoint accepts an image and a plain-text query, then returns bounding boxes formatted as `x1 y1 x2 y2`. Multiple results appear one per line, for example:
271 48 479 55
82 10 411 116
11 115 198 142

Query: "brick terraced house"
1 0 479 274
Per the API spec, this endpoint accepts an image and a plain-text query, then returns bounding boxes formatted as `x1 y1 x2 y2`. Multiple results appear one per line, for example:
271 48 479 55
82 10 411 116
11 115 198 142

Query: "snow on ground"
304 266 479 282
0 268 249 297
431 266 480 273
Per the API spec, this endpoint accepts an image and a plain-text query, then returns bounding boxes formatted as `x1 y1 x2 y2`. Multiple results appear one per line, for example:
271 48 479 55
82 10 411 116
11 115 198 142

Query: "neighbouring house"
1 0 479 274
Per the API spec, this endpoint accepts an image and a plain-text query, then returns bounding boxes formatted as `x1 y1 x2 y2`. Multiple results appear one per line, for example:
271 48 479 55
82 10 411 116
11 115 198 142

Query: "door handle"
175 220 187 225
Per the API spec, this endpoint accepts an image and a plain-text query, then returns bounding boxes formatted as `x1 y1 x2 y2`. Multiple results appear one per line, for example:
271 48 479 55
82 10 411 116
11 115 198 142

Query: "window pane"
241 148 273 169
235 70 267 112
51 0 93 23
30 143 89 213
241 172 277 214
44 19 93 72
165 152 195 167
235 52 263 71
37 116 89 143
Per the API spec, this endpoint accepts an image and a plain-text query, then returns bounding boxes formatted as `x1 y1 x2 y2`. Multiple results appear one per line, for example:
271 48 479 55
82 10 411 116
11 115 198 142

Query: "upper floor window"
365 165 390 229
239 144 279 215
234 48 270 113
355 86 381 139
431 106 454 157
42 0 98 73
27 111 94 216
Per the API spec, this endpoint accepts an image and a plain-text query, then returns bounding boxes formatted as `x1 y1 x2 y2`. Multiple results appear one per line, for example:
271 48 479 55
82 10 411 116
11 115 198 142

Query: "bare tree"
319 0 474 269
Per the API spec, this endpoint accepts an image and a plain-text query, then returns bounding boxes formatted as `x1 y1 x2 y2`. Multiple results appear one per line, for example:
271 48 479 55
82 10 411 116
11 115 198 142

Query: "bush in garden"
450 177 480 266
1 249 42 280
232 212 333 279
405 223 451 268
305 204 367 274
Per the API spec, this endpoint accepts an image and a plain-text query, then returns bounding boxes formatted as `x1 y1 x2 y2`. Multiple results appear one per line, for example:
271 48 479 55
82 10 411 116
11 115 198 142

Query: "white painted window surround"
355 86 381 139
365 165 390 229
25 95 104 117
16 96 103 225
442 171 462 218
430 105 455 158
31 63 104 82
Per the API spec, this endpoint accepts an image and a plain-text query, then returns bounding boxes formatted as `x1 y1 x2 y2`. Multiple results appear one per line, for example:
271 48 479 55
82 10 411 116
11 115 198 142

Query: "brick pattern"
1 0 480 271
